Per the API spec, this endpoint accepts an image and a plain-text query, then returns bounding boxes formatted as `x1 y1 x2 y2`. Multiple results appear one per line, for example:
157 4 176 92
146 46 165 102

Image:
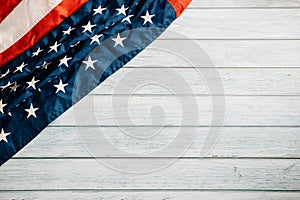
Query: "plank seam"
157 39 300 41
0 189 300 192
11 157 300 160
48 125 300 128
124 66 300 69
89 94 300 97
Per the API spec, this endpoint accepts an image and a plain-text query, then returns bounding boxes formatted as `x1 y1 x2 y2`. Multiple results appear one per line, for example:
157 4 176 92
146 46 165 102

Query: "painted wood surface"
15 127 300 158
0 159 299 190
92 68 300 95
1 191 300 200
2 1 299 199
161 9 300 39
127 40 300 67
52 96 300 126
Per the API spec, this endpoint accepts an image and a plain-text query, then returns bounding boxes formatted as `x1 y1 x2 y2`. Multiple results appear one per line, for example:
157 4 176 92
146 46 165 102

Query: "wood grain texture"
15 127 300 158
92 68 300 95
0 159 299 190
52 96 300 126
127 40 300 67
162 9 300 39
188 0 300 8
1 191 300 200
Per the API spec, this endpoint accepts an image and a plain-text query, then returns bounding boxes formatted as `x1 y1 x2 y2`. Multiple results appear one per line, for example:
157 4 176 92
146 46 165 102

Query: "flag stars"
82 21 96 34
83 56 97 70
90 34 103 44
0 100 7 114
121 15 134 24
0 69 9 79
14 62 27 73
93 5 107 15
54 79 68 94
63 27 74 35
37 61 52 70
112 33 126 47
141 11 155 25
0 129 10 143
9 82 20 92
25 103 39 118
42 62 52 69
26 77 39 90
116 5 128 16
32 47 43 57
1 81 12 90
59 55 72 67
48 41 61 53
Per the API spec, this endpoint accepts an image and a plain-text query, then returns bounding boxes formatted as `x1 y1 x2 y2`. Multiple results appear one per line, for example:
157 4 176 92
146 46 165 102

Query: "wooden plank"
161 9 300 39
52 96 300 126
15 127 300 158
127 40 300 67
0 159 299 190
188 0 300 8
1 191 300 199
92 68 300 95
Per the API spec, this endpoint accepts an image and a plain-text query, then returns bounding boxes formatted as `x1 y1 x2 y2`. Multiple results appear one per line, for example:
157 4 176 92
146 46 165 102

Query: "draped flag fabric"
0 0 191 165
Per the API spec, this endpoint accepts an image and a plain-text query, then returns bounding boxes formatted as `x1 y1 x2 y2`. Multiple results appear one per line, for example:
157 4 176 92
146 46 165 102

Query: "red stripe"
0 0 88 67
167 0 191 17
0 0 22 23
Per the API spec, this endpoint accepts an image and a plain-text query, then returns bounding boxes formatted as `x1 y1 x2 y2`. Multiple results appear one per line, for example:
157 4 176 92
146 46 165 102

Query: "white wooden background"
1 0 300 199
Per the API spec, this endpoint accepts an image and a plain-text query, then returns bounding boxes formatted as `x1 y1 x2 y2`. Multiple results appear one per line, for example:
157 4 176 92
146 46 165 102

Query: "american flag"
0 0 191 165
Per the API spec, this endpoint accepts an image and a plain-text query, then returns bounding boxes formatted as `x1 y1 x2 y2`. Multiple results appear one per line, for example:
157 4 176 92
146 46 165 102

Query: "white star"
116 5 128 16
0 69 9 79
93 5 107 15
9 82 20 92
0 128 10 143
37 61 52 70
82 56 97 70
25 103 39 118
0 100 7 114
14 62 27 73
121 14 134 24
59 55 72 67
26 76 39 90
82 21 96 34
90 34 103 44
0 81 12 90
48 41 61 53
63 27 74 35
141 11 155 25
54 79 68 94
112 33 126 47
32 47 43 57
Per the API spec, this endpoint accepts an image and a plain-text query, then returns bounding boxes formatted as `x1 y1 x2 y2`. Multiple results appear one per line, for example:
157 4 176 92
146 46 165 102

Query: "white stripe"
0 0 62 53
